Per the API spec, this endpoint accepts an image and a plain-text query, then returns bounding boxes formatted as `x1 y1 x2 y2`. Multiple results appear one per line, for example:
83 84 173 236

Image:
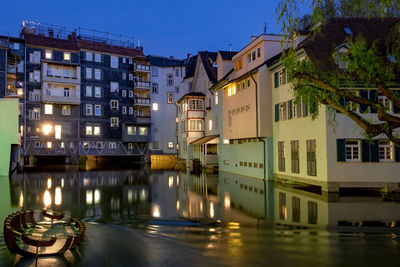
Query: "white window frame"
110 117 119 127
127 126 136 135
86 125 93 135
94 105 101 116
45 50 52 60
129 74 133 80
110 100 119 110
128 90 133 98
95 87 101 98
93 126 101 136
86 52 93 61
86 67 92 79
111 82 119 93
63 52 71 61
345 140 360 162
188 119 203 131
122 73 126 80
122 106 127 114
86 86 93 97
129 107 133 115
95 53 101 62
86 104 93 116
379 140 394 162
139 127 147 135
62 105 71 116
111 56 118 68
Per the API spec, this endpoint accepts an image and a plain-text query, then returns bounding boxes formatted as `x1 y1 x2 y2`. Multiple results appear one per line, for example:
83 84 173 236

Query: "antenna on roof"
264 22 267 34
229 44 232 52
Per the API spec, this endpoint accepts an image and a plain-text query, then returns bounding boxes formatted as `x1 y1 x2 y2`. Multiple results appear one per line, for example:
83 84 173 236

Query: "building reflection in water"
6 169 400 233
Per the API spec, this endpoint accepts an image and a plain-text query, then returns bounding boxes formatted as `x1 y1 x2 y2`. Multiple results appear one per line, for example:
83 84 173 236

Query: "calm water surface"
1 168 399 266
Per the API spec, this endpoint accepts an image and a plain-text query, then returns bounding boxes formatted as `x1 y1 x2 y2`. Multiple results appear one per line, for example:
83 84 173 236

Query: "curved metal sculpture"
3 210 85 257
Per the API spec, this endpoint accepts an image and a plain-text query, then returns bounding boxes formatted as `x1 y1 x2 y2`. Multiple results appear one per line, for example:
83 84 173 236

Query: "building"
8 22 151 164
269 18 400 192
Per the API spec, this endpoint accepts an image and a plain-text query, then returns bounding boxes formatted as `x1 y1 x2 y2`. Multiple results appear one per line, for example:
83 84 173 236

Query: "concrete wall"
0 99 19 176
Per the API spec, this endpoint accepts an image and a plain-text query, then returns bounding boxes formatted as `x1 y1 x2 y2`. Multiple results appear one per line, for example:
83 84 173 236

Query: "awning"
190 135 219 145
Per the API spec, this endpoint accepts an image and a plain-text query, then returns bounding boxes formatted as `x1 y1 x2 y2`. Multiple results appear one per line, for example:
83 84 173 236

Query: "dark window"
278 141 285 172
308 201 317 224
292 197 300 222
279 192 286 220
291 140 299 173
307 140 317 176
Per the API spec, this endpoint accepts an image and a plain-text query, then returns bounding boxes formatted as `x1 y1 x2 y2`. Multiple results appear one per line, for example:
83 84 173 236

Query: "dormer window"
333 44 349 70
343 27 353 35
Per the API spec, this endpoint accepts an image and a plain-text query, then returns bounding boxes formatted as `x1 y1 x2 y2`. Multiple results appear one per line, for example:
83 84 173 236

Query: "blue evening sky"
1 0 284 58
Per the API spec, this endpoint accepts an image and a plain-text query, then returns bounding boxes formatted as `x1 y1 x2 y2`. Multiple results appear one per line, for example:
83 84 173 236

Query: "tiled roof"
198 51 218 83
183 55 198 79
219 51 238 60
176 92 205 103
301 17 400 71
147 55 185 66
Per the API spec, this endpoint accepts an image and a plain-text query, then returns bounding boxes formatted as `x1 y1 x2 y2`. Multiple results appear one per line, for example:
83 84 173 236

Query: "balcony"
134 97 150 106
42 84 80 104
7 65 16 74
42 62 81 85
134 64 150 73
5 84 23 99
134 81 151 90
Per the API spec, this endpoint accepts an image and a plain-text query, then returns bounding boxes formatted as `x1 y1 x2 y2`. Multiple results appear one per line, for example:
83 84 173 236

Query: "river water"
1 168 399 266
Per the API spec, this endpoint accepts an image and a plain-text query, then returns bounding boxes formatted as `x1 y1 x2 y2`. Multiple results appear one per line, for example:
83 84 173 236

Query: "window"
129 107 133 115
129 74 133 80
129 58 133 64
122 106 127 114
152 83 158 94
95 87 101 98
188 99 203 110
122 90 127 97
345 140 360 161
175 68 179 77
152 67 158 77
247 53 251 63
167 74 173 86
175 86 179 93
31 51 41 63
111 56 118 68
167 92 173 104
62 105 70 116
168 142 173 149
111 82 119 93
257 47 261 58
29 90 41 102
292 197 300 222
215 91 219 105
307 140 317 176
235 59 243 71
379 140 393 161
152 102 158 111
278 141 285 172
86 126 93 135
129 90 133 98
252 50 256 61
44 104 53 115
94 105 101 116
279 193 287 220
86 86 92 97
64 52 71 61
291 140 299 173
274 69 287 88
29 108 40 120
127 126 136 135
122 73 126 80
45 50 52 59
86 68 92 79
95 69 101 80
308 201 318 224
188 119 203 131
47 142 52 149
86 104 93 115
122 57 126 63
111 100 119 110
110 117 119 127
335 46 348 70
86 52 93 61
94 126 101 136
139 127 147 135
95 53 101 62
34 70 40 82
378 93 392 111
153 141 159 149
64 88 70 97
109 142 117 149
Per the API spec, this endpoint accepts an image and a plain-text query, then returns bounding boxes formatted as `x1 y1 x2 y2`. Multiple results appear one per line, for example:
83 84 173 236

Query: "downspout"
250 70 268 219
23 45 27 161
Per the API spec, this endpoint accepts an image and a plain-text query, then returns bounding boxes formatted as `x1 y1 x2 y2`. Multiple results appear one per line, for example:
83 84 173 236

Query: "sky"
1 0 284 59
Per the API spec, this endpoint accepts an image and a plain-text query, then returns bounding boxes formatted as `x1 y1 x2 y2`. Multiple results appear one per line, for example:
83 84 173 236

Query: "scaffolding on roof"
21 20 136 49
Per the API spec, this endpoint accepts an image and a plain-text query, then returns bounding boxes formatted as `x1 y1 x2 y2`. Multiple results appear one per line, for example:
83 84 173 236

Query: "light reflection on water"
1 169 400 266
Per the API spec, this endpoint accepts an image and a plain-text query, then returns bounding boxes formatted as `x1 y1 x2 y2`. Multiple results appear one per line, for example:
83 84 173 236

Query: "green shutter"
337 139 346 162
275 104 279 122
361 139 370 162
395 145 400 162
274 72 279 88
370 139 379 162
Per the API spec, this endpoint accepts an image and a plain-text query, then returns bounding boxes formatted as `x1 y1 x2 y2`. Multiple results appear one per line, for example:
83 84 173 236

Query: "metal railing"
134 64 150 72
134 81 150 88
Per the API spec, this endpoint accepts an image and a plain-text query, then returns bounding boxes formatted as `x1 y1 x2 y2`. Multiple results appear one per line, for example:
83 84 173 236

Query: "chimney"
187 53 192 60
48 29 54 38
251 35 258 42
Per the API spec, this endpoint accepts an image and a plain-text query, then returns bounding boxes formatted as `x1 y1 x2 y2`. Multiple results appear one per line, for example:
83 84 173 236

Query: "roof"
147 55 185 67
183 55 198 79
78 38 143 57
301 17 400 71
219 51 238 60
198 51 218 83
176 92 205 103
190 135 219 145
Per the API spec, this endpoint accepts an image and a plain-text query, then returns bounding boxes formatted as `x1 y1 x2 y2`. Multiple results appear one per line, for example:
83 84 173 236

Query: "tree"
276 0 400 145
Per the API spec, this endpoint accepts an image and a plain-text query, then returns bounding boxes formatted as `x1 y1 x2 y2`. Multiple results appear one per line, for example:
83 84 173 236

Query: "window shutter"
337 139 346 162
395 145 400 162
359 90 369 113
275 104 279 122
361 139 370 162
274 72 279 88
369 90 378 114
288 100 293 119
370 139 379 162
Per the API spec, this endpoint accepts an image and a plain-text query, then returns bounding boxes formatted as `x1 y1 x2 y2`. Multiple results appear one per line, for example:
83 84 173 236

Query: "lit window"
44 104 53 115
64 52 71 61
55 125 61 140
45 50 52 59
86 126 93 135
47 141 52 149
188 119 203 131
167 92 173 104
215 91 219 105
209 120 212 131
111 117 119 127
152 102 159 111
43 124 52 135
168 142 173 149
94 126 101 136
127 126 136 135
188 99 203 110
139 127 147 135
379 140 393 161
